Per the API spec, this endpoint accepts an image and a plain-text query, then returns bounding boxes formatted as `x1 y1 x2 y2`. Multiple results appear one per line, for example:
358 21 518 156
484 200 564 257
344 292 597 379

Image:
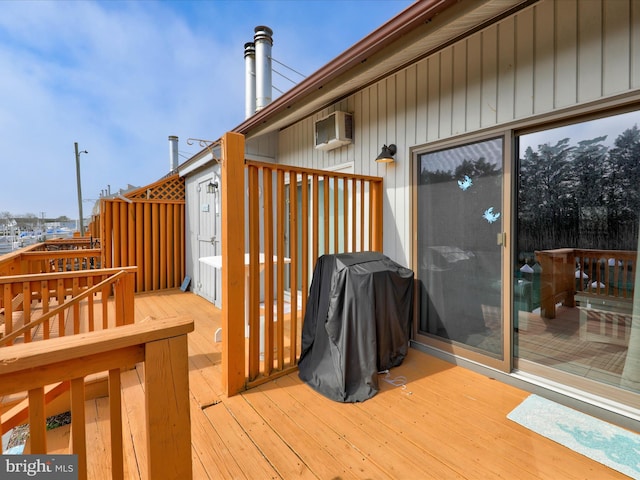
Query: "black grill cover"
298 252 414 402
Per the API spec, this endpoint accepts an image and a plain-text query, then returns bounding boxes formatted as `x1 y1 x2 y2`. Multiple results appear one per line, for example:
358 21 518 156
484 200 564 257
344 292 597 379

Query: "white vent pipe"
254 26 273 112
244 42 256 119
168 135 179 171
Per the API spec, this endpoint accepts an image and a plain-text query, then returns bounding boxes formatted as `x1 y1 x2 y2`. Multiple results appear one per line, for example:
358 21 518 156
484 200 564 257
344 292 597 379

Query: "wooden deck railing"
31 237 99 251
535 248 635 318
0 267 136 346
0 315 194 480
17 248 102 274
0 238 99 277
220 132 384 395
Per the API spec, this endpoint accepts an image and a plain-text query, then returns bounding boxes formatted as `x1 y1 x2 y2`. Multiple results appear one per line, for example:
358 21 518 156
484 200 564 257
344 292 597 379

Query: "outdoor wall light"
207 181 218 194
375 144 397 163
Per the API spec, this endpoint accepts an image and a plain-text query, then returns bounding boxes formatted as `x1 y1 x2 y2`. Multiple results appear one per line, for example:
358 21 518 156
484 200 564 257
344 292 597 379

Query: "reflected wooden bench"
535 248 576 319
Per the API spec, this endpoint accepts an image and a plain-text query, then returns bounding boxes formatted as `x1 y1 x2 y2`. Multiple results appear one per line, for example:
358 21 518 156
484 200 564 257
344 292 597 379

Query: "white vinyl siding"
277 0 640 267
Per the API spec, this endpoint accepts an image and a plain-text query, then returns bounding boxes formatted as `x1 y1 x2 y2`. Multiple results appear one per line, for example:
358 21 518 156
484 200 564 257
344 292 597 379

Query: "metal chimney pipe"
168 135 179 171
244 42 256 119
254 26 273 112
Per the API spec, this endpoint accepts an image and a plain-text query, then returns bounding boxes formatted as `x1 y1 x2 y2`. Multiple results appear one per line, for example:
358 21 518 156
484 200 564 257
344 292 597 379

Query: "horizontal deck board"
150 293 625 480
243 384 368 480
222 392 316 479
277 366 528 479
392 355 606 480
362 364 574 479
19 289 625 479
202 398 281 479
120 368 147 480
85 396 112 480
189 394 242 479
273 373 464 479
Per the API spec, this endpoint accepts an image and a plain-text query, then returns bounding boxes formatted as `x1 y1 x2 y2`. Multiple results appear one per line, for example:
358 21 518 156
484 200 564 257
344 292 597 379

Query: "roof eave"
232 0 457 136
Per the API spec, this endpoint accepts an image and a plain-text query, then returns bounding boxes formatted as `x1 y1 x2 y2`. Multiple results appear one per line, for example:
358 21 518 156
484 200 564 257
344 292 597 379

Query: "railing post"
111 269 136 327
108 368 124 480
70 377 87 480
28 387 46 453
221 131 246 396
123 270 135 325
145 334 192 479
102 199 113 269
114 275 124 327
371 180 384 252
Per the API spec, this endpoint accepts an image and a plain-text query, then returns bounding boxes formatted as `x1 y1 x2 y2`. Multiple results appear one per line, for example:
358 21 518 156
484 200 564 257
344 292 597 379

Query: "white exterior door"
196 172 221 307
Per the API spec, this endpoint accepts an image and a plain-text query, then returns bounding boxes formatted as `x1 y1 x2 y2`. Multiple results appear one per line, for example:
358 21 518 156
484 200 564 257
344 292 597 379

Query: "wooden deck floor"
93 289 628 479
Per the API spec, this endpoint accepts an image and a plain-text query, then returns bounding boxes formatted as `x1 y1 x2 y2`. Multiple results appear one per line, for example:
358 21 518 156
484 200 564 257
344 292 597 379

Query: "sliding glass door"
415 137 508 368
514 109 640 400
414 109 639 407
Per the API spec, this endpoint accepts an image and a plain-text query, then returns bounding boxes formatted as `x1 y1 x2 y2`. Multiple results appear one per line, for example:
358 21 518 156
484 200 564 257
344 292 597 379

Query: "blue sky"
0 0 412 220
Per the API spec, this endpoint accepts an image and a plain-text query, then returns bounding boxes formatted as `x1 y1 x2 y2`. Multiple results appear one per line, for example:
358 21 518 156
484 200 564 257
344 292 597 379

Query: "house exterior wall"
245 131 278 160
277 0 640 268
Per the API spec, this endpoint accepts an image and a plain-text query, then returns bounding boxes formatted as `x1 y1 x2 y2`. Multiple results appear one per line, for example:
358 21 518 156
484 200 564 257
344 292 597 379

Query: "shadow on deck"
112 289 626 480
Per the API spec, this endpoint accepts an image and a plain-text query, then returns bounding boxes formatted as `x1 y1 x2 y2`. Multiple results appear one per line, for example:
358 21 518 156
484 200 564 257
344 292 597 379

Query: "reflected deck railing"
535 248 635 319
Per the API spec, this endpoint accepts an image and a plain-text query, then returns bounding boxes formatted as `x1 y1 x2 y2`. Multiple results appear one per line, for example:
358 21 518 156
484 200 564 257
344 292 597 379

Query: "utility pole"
74 142 88 235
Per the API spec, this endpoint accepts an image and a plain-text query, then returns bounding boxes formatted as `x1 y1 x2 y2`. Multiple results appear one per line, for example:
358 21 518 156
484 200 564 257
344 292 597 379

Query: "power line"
270 56 306 79
273 68 299 86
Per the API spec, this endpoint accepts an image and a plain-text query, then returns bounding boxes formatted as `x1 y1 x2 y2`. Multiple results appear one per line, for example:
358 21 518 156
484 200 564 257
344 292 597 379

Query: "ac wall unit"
314 111 353 151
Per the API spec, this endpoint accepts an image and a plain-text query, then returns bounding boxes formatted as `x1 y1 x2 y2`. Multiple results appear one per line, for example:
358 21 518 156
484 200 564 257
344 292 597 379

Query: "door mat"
507 394 639 479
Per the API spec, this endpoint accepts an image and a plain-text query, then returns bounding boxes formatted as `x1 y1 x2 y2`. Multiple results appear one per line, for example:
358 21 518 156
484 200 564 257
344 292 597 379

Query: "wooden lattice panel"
127 175 185 201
